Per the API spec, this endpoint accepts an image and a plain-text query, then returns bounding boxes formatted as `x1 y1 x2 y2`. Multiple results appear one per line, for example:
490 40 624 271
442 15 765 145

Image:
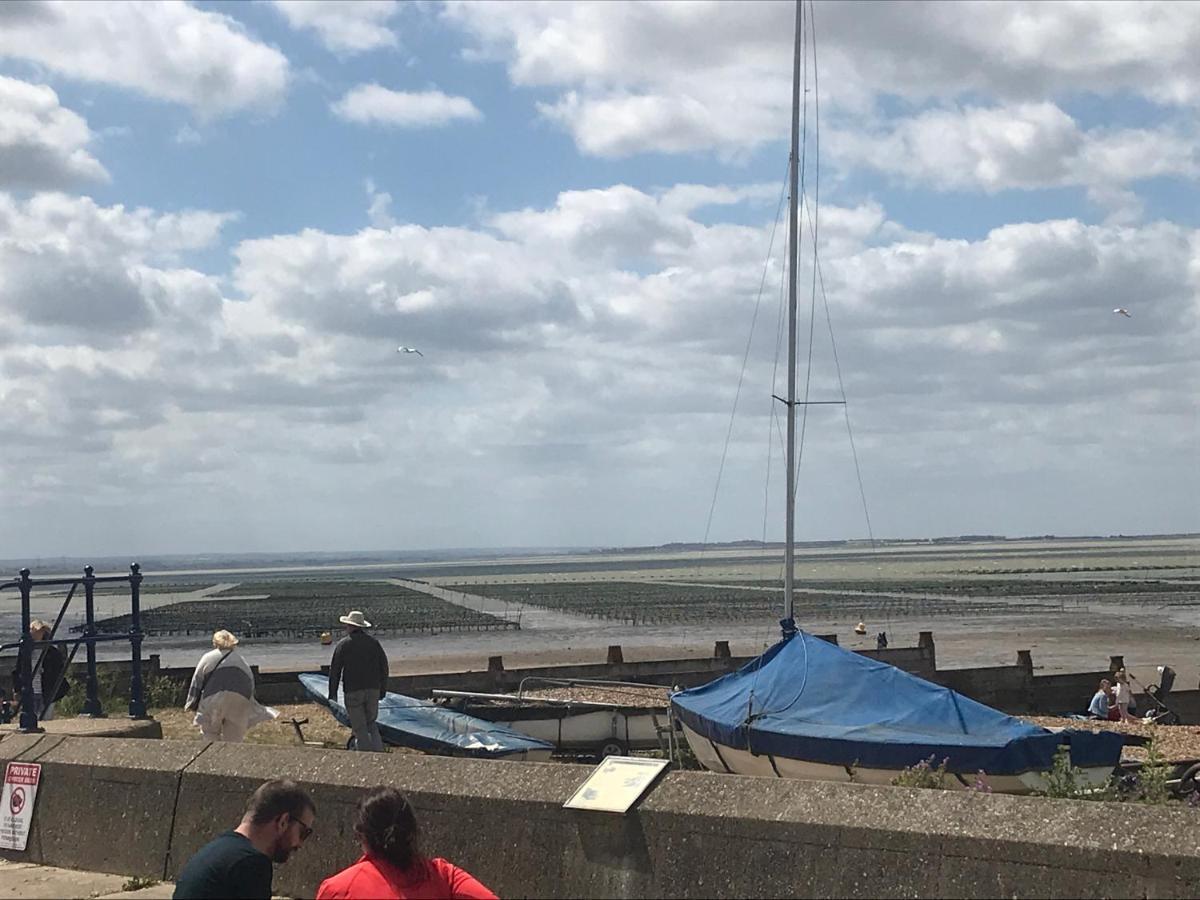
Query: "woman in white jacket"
184 630 277 742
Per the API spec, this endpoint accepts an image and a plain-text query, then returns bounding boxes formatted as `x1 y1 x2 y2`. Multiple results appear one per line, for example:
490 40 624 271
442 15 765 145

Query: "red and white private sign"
0 762 41 851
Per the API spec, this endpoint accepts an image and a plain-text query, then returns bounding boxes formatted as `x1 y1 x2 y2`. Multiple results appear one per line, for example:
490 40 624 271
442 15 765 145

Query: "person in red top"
316 787 498 900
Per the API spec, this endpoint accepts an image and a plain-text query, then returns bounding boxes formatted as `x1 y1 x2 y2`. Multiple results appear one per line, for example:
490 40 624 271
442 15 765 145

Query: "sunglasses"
290 818 314 842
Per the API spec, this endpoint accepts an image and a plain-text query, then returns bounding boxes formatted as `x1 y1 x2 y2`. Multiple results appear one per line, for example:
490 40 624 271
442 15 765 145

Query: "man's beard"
272 846 294 864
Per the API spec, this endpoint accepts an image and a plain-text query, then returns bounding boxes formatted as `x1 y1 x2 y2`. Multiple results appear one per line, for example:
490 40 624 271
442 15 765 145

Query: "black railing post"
127 563 147 719
16 568 39 732
82 565 104 717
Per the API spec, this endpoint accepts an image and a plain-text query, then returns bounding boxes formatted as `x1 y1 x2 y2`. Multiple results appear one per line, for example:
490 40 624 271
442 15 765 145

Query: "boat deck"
518 684 670 708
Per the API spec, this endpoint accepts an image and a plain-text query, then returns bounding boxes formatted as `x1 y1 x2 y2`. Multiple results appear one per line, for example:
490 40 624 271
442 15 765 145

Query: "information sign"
563 756 669 814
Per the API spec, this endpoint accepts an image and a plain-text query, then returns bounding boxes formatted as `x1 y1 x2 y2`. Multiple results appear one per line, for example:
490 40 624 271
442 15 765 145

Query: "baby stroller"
1135 665 1181 726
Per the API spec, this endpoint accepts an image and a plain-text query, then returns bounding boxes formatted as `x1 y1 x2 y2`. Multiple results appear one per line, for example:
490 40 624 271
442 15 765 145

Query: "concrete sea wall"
1 733 1198 899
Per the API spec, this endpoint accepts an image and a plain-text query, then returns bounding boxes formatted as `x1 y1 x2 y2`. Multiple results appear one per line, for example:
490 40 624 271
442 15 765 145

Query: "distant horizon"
2 530 1196 574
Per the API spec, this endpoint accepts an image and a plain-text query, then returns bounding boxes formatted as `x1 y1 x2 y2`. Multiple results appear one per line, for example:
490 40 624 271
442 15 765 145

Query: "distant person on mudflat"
328 610 389 752
184 630 277 742
11 620 69 721
173 779 316 900
316 786 497 899
1088 678 1110 719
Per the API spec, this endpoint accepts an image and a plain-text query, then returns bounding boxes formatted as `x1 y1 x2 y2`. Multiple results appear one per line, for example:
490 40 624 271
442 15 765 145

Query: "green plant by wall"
1039 746 1089 799
969 770 993 793
50 668 185 717
892 755 949 790
1131 739 1172 805
143 673 187 709
1037 746 1124 802
54 669 125 717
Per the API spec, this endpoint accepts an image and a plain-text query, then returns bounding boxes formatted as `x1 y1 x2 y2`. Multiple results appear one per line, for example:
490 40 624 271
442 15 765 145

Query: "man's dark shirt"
173 830 272 900
328 629 389 699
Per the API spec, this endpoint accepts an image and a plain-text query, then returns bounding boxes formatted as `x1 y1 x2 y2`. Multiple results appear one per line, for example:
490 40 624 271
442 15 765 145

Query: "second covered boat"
671 632 1124 794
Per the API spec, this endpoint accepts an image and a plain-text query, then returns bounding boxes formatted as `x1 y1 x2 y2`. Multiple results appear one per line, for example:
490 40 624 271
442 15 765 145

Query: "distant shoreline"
3 532 1197 577
3 533 1197 579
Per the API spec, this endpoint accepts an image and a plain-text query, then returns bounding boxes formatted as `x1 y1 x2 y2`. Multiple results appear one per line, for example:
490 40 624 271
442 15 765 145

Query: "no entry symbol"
9 787 24 816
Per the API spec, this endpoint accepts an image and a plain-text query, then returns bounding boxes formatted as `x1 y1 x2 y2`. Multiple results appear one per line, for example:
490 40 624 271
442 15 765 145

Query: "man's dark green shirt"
173 831 273 899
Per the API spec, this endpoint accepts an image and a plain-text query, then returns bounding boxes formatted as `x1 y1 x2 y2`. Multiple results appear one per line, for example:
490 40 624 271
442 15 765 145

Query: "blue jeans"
344 689 383 752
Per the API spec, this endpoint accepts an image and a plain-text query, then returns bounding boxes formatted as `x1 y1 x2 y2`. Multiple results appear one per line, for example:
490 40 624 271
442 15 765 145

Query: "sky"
0 0 1196 558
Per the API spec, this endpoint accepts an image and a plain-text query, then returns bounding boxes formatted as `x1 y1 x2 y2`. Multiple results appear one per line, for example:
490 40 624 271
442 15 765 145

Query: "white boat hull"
680 723 1114 795
492 708 670 754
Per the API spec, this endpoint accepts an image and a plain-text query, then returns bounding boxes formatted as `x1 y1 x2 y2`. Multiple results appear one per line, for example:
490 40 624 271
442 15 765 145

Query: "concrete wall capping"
0 736 1198 897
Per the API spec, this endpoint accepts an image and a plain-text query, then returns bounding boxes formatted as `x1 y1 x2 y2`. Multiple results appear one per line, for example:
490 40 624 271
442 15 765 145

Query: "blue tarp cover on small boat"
298 673 555 759
670 633 1124 775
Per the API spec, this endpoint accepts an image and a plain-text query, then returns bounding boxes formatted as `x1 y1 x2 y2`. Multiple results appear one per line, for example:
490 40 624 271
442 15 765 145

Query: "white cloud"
364 178 396 229
539 90 764 159
444 0 1200 157
0 75 108 188
0 1 290 117
174 125 203 146
0 184 1195 551
271 0 399 55
331 84 482 128
0 192 234 340
658 183 780 216
1079 128 1200 184
830 102 1199 197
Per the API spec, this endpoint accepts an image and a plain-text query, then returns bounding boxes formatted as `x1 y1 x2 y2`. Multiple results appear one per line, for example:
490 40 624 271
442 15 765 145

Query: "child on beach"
1113 669 1136 722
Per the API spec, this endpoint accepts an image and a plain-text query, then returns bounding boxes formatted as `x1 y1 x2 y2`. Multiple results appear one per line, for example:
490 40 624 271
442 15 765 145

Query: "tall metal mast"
782 0 802 639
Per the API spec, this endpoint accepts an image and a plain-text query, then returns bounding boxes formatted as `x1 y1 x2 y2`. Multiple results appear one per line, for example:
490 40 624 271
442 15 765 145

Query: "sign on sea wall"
0 761 41 851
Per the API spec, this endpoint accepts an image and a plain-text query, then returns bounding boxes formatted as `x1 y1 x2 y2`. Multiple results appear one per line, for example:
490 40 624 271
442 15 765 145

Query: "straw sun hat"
338 610 373 629
212 630 240 650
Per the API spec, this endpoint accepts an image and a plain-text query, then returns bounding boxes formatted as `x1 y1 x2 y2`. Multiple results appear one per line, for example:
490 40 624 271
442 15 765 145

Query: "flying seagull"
397 346 424 356
1112 308 1132 318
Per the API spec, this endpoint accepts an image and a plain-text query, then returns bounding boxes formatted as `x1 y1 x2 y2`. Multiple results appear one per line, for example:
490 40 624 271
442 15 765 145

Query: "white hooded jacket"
185 648 276 731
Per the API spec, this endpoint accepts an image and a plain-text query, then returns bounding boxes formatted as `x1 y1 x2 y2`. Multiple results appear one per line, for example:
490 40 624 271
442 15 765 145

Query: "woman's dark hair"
355 787 421 870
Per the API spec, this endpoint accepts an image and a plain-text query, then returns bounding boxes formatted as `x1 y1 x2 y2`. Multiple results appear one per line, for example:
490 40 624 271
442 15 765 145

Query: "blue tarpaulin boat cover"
298 673 555 759
670 633 1124 775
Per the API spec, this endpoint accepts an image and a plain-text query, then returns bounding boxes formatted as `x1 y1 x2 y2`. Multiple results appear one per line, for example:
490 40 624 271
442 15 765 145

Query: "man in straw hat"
185 630 277 742
328 610 389 752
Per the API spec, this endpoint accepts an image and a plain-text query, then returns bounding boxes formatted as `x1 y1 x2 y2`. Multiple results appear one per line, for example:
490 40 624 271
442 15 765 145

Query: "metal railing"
0 563 148 732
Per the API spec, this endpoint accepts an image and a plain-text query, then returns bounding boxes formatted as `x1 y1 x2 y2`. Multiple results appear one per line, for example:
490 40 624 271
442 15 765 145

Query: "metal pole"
82 566 104 717
17 568 39 732
127 563 147 718
781 0 802 640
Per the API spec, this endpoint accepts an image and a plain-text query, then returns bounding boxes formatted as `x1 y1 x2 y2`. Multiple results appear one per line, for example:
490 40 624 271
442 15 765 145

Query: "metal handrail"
1 564 148 732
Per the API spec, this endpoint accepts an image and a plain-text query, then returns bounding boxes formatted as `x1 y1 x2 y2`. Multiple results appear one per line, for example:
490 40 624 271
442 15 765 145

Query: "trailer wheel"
1177 762 1200 798
597 739 627 760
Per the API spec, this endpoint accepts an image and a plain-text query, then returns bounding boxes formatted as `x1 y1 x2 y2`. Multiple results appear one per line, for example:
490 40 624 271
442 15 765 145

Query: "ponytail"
355 787 421 871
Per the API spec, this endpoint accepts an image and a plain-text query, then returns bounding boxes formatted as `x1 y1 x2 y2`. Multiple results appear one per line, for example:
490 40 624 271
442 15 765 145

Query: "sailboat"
669 0 1124 794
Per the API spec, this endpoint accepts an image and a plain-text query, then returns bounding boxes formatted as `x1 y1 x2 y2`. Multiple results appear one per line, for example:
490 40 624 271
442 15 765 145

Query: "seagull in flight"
397 346 424 356
1112 308 1132 318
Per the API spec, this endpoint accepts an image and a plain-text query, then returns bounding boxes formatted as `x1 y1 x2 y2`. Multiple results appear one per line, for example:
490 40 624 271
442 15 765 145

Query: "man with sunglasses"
174 779 316 899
